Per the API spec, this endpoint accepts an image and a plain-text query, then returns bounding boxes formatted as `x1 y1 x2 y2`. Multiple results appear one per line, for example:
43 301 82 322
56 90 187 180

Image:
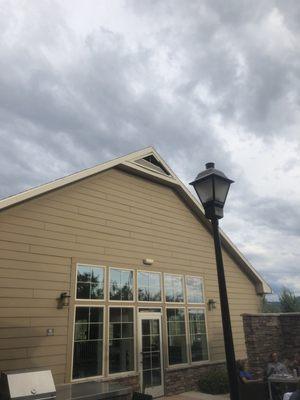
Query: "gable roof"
0 146 271 294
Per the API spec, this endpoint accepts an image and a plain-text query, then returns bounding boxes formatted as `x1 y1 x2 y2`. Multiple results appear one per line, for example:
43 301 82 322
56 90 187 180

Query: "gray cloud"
0 0 300 293
130 0 300 140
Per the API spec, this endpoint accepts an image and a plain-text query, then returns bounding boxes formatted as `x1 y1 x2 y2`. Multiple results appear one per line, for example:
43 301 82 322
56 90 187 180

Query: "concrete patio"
161 391 229 400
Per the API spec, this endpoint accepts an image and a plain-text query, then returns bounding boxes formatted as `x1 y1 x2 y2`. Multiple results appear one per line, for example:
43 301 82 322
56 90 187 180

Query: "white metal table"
268 374 300 400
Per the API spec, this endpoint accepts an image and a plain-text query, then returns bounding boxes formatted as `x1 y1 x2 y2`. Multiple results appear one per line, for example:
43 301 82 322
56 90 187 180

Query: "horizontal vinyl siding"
0 168 260 381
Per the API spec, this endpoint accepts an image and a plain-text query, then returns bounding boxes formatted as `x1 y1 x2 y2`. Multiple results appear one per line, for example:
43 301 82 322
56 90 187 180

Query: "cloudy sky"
1 0 300 296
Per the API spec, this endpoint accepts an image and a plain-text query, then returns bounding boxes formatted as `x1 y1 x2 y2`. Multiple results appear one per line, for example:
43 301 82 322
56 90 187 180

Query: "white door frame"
138 311 164 398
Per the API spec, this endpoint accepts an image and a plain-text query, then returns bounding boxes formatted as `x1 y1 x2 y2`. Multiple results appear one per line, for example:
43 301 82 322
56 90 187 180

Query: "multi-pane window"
186 276 204 304
76 265 104 300
164 274 184 302
188 309 208 362
109 307 134 373
141 318 162 389
138 272 161 301
109 268 134 301
73 307 104 379
73 265 209 379
166 308 187 365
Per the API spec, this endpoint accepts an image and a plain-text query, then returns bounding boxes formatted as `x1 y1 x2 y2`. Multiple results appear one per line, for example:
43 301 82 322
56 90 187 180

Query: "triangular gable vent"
134 155 171 176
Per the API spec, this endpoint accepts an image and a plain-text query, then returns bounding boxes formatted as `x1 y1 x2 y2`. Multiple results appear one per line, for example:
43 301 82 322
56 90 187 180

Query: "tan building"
0 147 271 397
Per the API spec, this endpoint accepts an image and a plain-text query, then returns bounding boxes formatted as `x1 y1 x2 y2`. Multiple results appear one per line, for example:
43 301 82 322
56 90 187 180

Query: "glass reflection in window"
166 308 187 365
109 269 134 301
188 308 208 362
186 276 204 304
109 307 134 373
73 306 103 379
164 274 184 303
76 265 104 300
138 272 161 301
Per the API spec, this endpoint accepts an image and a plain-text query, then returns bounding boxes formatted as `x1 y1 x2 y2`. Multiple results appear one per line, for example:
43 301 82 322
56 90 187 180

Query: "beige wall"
0 168 261 383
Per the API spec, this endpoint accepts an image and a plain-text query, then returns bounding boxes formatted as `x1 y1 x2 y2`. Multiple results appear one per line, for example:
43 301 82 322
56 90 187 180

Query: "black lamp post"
190 162 239 400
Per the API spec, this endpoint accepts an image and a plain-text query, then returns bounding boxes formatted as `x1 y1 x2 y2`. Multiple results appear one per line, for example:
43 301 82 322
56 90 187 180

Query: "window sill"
106 371 139 379
165 359 226 372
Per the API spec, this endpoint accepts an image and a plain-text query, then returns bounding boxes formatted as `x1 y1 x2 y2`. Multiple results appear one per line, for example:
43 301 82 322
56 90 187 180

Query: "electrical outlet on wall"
46 328 54 336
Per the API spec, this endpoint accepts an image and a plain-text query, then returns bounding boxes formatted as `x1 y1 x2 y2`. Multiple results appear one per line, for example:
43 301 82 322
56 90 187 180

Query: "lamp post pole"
189 162 240 400
211 218 239 400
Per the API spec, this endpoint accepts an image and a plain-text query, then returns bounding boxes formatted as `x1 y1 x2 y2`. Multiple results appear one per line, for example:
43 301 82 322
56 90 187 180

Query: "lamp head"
190 162 234 219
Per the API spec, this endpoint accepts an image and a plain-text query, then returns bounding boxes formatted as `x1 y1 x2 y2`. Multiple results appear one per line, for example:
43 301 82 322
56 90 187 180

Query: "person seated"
267 352 288 376
267 353 290 400
237 360 263 383
236 360 267 400
287 353 300 375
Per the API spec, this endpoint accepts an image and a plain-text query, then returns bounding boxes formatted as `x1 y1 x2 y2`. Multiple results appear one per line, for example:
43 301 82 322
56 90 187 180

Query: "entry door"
138 312 164 398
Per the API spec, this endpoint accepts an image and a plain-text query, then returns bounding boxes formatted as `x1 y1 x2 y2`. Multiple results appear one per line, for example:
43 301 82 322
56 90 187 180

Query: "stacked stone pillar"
243 313 300 377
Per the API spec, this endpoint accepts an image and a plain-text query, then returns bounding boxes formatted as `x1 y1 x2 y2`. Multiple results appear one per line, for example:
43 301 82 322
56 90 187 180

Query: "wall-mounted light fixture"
57 292 70 309
143 259 154 266
208 299 217 311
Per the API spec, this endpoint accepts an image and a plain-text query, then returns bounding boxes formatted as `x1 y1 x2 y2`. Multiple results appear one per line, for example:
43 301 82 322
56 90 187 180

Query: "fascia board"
0 146 155 212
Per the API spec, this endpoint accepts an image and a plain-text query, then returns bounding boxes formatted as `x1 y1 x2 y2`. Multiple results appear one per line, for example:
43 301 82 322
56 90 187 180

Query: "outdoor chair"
132 392 153 400
238 377 268 400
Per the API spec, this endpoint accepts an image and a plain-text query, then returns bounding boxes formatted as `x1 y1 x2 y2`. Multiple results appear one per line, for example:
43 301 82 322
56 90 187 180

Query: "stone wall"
103 373 140 393
243 313 300 376
164 361 226 395
280 314 300 358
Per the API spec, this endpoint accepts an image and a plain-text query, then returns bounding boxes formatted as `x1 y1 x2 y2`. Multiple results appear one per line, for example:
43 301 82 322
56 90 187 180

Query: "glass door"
138 312 164 398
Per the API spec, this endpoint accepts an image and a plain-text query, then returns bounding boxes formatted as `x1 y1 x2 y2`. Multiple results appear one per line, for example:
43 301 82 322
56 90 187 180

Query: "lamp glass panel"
194 178 213 204
214 175 231 205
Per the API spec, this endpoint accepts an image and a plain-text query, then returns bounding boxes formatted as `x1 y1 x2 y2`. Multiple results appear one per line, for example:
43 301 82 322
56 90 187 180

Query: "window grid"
164 274 185 303
188 308 209 363
137 271 162 302
186 276 205 304
166 307 188 366
76 264 105 301
72 305 104 380
108 306 135 375
73 264 208 381
109 268 134 302
140 316 162 389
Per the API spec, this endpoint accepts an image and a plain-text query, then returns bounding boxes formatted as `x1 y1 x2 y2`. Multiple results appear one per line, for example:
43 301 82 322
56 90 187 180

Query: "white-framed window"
72 305 104 379
138 271 162 302
188 308 209 362
109 268 134 301
186 276 204 304
109 306 135 374
166 307 188 365
164 274 184 303
76 264 105 300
